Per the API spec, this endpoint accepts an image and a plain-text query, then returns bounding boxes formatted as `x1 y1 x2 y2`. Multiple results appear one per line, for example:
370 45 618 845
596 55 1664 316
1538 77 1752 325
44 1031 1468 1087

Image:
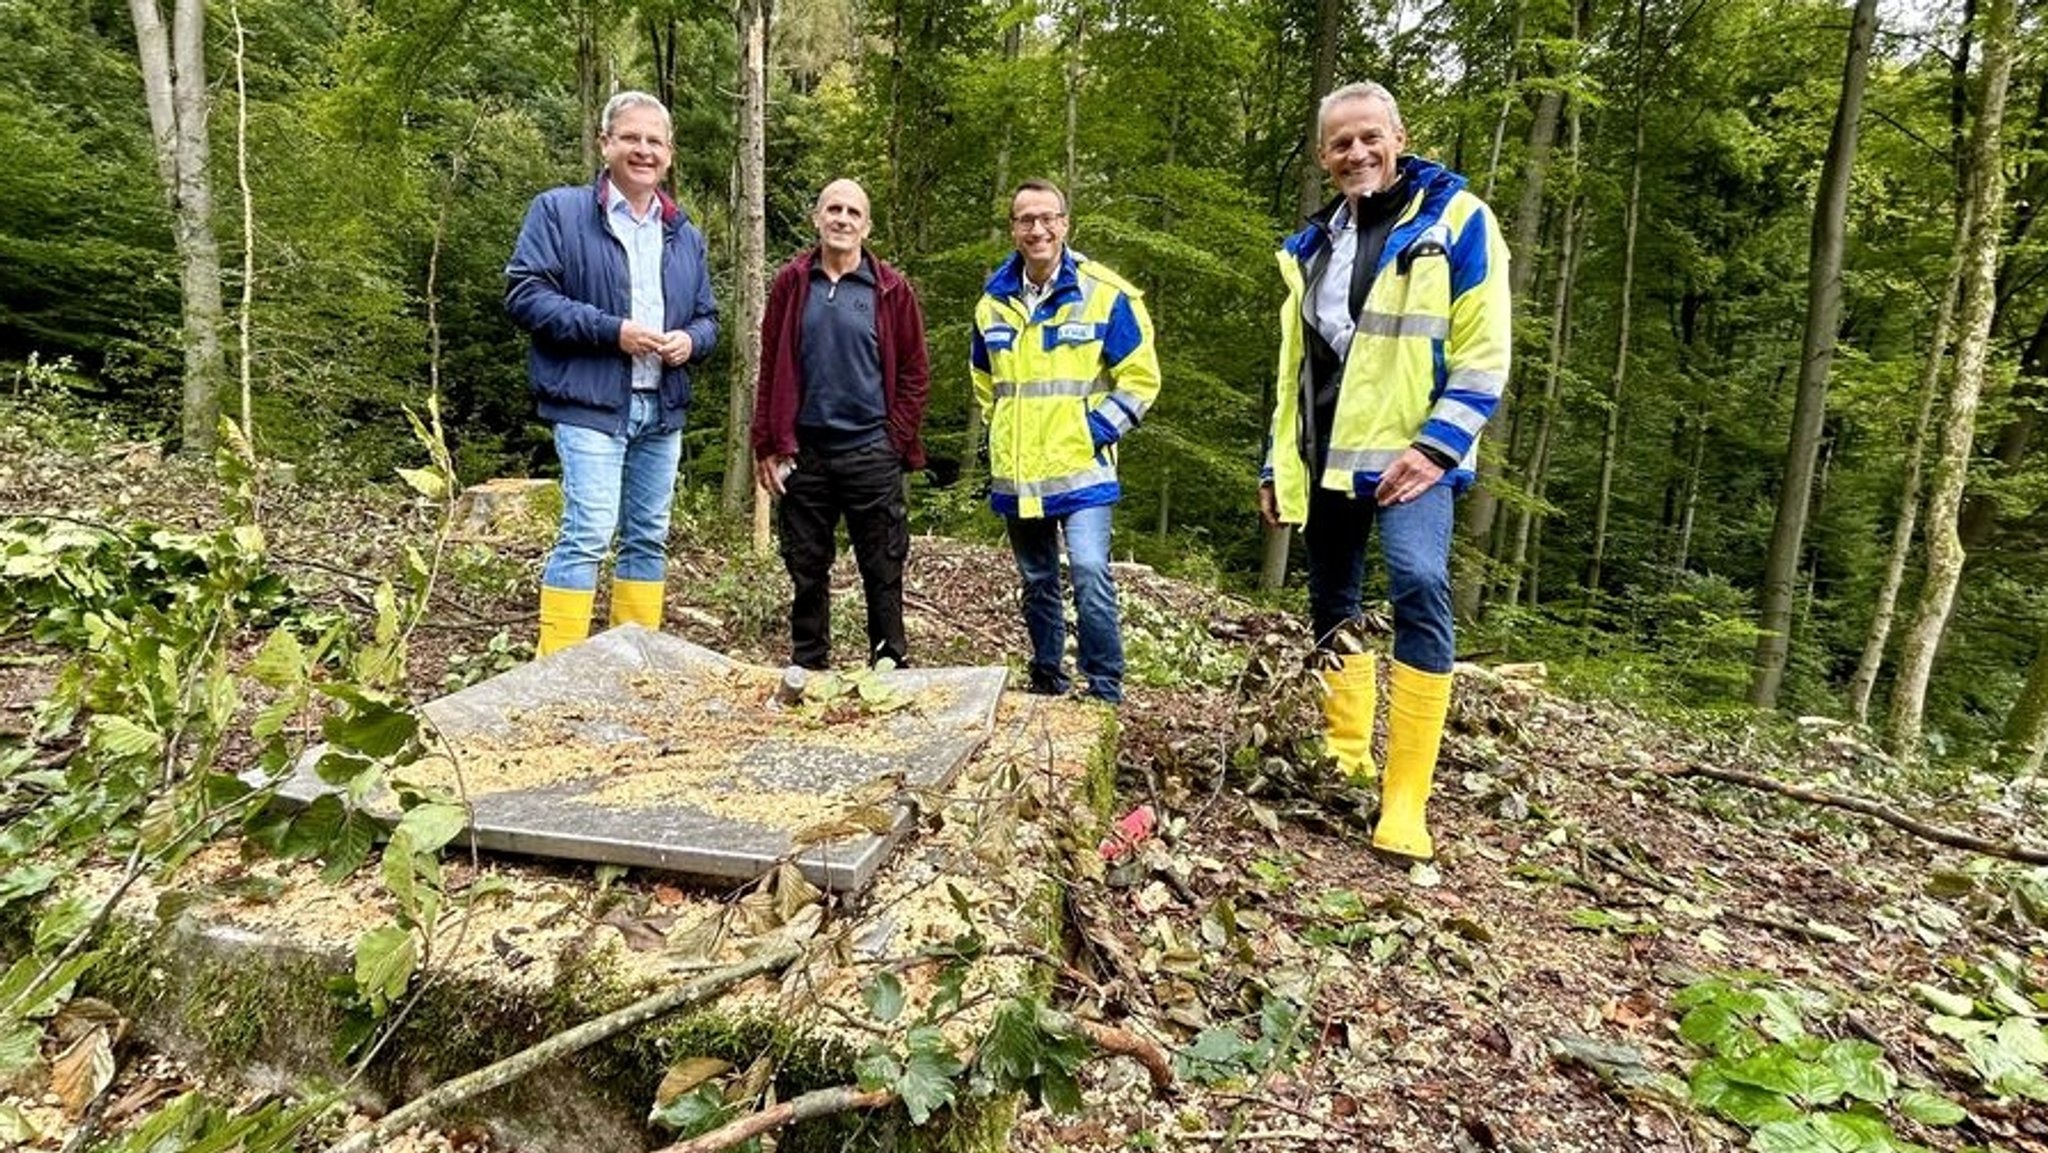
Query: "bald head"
812 179 873 267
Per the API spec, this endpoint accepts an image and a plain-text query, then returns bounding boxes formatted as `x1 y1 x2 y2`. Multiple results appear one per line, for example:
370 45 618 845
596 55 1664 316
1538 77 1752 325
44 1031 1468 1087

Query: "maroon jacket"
752 248 930 470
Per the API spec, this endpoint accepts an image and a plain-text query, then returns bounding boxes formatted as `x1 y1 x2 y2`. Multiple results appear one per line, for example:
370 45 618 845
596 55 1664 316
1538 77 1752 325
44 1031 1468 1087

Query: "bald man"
752 179 931 669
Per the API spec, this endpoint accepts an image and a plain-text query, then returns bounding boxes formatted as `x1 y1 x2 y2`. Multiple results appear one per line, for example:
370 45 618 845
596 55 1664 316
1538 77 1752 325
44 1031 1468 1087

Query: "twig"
651 1085 897 1153
323 945 801 1153
1587 841 1853 945
1181 1128 1331 1143
1658 761 2048 865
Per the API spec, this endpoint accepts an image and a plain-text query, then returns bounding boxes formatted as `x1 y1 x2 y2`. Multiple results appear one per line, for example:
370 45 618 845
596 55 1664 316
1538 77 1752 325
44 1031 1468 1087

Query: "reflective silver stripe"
1445 367 1506 398
1324 448 1405 475
1105 387 1151 422
1432 397 1493 436
1356 311 1449 340
993 465 1120 499
993 377 1096 400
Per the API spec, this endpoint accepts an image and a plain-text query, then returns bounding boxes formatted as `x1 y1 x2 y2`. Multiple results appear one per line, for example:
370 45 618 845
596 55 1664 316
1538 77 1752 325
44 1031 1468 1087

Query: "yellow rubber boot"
608 578 665 630
1319 651 1378 785
536 585 595 657
1373 661 1453 860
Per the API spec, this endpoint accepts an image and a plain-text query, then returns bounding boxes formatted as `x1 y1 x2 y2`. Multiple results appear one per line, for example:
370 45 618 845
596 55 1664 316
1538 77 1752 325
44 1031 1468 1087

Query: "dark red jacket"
752 248 930 469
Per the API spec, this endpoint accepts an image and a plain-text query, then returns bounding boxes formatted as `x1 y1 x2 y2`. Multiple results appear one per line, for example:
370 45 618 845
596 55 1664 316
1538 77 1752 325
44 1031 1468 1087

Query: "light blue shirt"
606 178 667 392
1310 202 1358 354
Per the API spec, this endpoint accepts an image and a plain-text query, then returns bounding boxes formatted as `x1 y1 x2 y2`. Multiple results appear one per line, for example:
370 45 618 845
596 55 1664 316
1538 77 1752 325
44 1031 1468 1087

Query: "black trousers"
778 439 909 669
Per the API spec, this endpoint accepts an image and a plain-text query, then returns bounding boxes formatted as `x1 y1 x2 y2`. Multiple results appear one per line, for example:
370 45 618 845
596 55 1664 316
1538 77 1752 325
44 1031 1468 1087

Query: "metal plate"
259 627 1008 893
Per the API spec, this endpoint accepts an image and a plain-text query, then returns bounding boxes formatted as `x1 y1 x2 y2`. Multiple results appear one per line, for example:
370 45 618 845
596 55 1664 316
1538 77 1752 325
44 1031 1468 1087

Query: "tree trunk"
1958 302 2048 548
2004 633 2048 775
1671 413 1706 575
1504 191 1581 607
1847 272 1959 724
1748 0 1879 707
1585 93 1645 595
1482 8 1525 203
1454 69 1564 620
1063 2 1087 198
129 0 224 454
575 0 600 173
724 0 769 516
1888 0 2017 757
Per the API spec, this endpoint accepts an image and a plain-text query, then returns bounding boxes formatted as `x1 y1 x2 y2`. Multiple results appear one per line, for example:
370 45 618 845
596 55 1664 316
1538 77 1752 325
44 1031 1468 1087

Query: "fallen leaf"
599 907 675 952
653 1057 733 1108
51 1026 115 1117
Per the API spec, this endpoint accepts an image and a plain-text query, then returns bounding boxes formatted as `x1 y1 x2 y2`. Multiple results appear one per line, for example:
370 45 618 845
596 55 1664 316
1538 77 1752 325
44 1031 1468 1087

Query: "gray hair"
601 90 672 137
1317 81 1403 144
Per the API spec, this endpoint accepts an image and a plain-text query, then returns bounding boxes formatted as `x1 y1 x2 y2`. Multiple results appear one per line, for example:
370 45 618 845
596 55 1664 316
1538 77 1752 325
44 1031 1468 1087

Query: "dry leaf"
653 1057 732 1107
598 907 675 952
51 1026 115 1118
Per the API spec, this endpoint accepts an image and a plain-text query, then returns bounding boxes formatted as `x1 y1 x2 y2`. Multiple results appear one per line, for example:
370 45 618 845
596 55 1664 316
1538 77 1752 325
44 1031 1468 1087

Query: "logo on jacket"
1049 321 1102 347
984 324 1018 351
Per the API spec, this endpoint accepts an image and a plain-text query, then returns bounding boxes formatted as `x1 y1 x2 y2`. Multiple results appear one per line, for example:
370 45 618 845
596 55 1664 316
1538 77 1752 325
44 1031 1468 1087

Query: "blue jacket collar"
593 171 683 227
1282 155 1463 261
984 247 1083 301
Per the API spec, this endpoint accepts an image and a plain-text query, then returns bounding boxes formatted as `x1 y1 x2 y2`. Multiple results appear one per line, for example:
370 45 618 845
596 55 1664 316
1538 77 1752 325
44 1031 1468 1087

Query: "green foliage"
1673 974 1965 1150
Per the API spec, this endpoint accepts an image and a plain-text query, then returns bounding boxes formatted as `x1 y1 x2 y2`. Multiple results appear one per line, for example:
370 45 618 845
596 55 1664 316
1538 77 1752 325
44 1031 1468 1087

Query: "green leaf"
854 1046 901 1092
1994 1017 2048 1066
1749 1119 1827 1153
862 971 906 1024
319 810 379 882
648 1084 728 1135
352 925 416 1014
394 802 468 855
0 862 60 906
89 714 162 760
1175 1027 1255 1085
322 698 417 759
1689 1058 1803 1127
1809 1110 1901 1153
1681 1003 1753 1055
1912 983 1975 1018
897 1026 964 1125
0 952 97 1020
1756 988 1810 1043
977 1000 1042 1089
247 628 307 688
397 467 448 501
1893 1089 1965 1126
31 894 95 953
0 1022 41 1077
1726 1047 1844 1105
1819 1040 1894 1104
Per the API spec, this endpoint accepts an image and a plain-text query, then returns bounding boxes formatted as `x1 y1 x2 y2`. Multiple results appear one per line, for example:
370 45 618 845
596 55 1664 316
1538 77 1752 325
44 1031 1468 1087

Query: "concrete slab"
261 627 1008 893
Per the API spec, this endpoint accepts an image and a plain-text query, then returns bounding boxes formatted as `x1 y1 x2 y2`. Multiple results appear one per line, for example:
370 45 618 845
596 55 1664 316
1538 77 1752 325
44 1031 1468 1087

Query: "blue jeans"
1302 483 1455 673
542 393 682 590
1006 504 1124 703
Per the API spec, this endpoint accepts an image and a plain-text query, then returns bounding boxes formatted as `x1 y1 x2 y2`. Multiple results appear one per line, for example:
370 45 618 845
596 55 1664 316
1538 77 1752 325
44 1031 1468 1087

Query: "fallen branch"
324 944 800 1153
653 1085 897 1153
1042 1009 1175 1096
1659 761 2048 866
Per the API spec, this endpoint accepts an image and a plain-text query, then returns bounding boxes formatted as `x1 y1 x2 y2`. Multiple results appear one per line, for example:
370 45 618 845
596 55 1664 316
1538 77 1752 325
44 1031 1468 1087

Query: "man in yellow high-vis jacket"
1259 82 1511 859
972 180 1161 705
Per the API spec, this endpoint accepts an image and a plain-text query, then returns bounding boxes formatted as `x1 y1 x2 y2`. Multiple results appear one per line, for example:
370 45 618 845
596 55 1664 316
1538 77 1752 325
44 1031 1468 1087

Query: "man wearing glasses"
970 180 1161 705
506 91 719 655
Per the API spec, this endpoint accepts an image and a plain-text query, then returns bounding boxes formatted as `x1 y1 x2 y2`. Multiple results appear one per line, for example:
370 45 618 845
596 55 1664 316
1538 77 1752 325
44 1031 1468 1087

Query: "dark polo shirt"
796 254 886 453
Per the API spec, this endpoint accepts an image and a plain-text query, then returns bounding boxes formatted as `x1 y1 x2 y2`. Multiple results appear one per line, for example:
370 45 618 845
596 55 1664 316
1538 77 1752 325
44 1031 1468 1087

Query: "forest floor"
3 430 2047 1152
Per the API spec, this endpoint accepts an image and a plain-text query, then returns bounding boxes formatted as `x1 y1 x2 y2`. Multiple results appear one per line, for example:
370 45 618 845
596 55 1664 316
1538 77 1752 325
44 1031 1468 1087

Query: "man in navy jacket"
506 91 719 655
751 179 929 669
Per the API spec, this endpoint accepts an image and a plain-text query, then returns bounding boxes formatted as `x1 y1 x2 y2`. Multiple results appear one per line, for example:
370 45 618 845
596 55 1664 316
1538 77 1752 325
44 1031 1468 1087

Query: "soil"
3 438 2046 1152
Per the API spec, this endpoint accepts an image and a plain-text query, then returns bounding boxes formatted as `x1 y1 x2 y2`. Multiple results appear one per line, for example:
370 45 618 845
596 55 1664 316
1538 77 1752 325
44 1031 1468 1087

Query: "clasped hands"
1256 447 1446 528
619 320 693 366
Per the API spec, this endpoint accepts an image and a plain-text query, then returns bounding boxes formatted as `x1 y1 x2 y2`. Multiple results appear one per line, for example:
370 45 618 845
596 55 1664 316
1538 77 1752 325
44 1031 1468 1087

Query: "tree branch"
1660 761 2048 865
652 1085 897 1153
323 945 801 1153
1042 1009 1175 1096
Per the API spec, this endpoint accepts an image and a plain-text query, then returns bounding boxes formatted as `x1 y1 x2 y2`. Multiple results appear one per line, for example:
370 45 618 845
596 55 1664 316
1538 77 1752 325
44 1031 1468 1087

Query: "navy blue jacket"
505 175 720 435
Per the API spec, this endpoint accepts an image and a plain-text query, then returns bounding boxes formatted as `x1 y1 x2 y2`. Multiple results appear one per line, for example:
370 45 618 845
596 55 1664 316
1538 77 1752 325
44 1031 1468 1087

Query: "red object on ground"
1100 804 1157 860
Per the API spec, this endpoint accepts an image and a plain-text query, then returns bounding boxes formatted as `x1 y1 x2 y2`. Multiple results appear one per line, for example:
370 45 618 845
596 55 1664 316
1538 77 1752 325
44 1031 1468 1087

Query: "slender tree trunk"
1889 0 2017 757
129 0 223 454
1959 303 2048 548
1847 272 1959 723
726 0 769 519
1672 413 1706 574
231 0 253 442
2003 633 2048 775
1482 8 1525 203
575 0 600 173
1455 70 1564 619
1749 0 1880 707
1585 94 1645 595
1063 2 1087 198
1504 193 1581 607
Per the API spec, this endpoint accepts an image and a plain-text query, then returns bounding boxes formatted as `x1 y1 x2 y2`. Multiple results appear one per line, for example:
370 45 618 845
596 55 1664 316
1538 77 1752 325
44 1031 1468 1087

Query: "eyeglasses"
608 133 671 150
1010 212 1067 232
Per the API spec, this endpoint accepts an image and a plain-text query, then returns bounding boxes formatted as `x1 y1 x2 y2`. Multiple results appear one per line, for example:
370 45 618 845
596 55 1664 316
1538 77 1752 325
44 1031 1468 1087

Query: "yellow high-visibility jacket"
971 249 1161 519
1265 156 1511 526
